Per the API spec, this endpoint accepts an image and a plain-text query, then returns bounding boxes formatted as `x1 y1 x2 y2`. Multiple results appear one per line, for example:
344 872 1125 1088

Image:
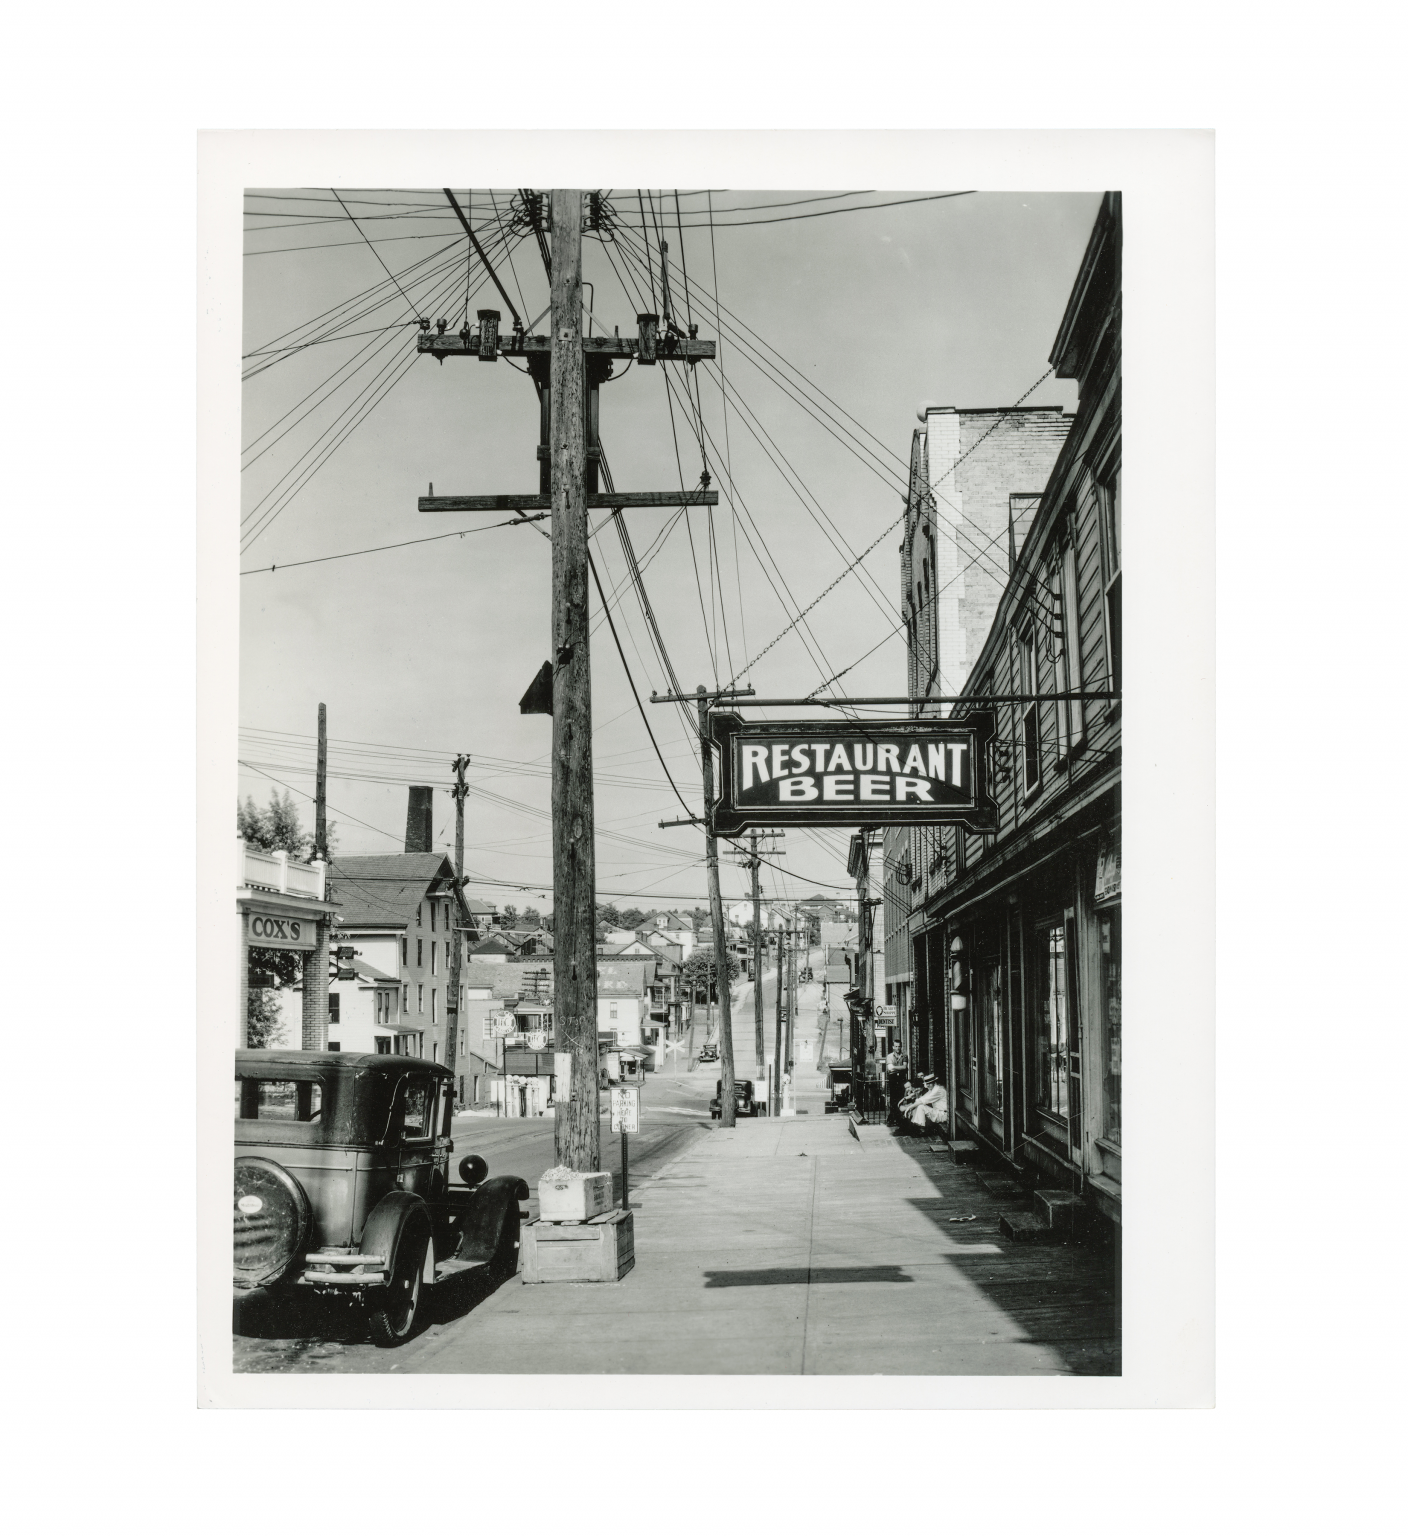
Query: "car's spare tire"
234 1156 311 1291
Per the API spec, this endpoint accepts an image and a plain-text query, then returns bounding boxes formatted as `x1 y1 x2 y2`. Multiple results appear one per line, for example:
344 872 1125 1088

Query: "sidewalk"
391 1109 1120 1376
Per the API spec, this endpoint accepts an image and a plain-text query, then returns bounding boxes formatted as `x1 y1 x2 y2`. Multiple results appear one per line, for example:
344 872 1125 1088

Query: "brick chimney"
405 786 433 853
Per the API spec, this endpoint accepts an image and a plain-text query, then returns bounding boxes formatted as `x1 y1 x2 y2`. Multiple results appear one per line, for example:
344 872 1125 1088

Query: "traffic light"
949 934 968 1011
330 945 358 982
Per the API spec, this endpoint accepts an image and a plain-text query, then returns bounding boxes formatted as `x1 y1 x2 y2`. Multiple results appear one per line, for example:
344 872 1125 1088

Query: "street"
233 1043 721 1372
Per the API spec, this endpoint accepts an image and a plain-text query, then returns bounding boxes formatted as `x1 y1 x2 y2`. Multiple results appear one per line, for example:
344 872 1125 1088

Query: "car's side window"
237 1079 321 1121
400 1076 432 1139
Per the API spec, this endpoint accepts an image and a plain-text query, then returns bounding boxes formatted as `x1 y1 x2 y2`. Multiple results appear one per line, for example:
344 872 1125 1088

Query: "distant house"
508 927 553 956
598 961 652 1047
463 897 500 929
467 930 519 962
321 851 478 1072
642 911 696 960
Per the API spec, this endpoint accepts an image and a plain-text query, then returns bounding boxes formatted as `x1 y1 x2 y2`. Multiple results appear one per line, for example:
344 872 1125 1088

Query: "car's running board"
433 1257 489 1282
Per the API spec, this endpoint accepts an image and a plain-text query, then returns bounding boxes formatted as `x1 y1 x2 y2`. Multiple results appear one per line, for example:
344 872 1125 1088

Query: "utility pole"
314 703 328 860
303 702 330 1052
415 189 721 1163
786 912 796 1077
749 832 764 1071
447 753 469 1104
773 907 785 1116
549 190 600 1173
697 685 737 1129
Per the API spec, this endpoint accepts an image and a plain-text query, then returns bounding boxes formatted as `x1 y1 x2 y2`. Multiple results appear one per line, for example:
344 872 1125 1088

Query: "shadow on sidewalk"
704 1264 913 1288
891 1136 1122 1376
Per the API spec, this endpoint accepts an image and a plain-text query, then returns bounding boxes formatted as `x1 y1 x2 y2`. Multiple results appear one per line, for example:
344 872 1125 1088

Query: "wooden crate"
538 1169 613 1223
520 1210 635 1284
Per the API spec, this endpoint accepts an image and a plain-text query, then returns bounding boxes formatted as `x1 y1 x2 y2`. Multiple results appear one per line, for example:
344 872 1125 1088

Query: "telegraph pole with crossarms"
416 189 717 1170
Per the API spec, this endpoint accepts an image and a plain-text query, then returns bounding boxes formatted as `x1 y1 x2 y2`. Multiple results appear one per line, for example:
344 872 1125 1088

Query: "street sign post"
610 1084 641 1210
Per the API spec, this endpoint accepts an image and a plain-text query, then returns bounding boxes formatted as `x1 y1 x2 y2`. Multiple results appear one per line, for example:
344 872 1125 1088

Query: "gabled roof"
598 961 651 997
459 962 530 999
327 853 459 930
469 931 518 954
350 960 399 984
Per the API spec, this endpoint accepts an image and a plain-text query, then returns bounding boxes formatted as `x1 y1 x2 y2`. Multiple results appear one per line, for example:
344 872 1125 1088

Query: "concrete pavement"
321 1103 1117 1376
234 965 1117 1376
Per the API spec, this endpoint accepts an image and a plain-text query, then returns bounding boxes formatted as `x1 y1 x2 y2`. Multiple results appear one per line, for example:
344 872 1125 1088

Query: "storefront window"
1036 921 1069 1119
979 960 1003 1111
1099 910 1121 1145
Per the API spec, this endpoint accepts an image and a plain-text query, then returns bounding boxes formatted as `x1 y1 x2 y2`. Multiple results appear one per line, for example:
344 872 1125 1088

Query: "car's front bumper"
295 1252 388 1286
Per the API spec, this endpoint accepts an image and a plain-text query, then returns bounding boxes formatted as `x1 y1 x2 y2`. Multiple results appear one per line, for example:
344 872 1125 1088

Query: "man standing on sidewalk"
885 1041 909 1123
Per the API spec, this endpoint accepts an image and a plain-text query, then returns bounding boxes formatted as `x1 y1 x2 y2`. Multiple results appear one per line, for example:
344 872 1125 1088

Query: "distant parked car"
710 1077 758 1119
698 1042 719 1064
234 1051 528 1346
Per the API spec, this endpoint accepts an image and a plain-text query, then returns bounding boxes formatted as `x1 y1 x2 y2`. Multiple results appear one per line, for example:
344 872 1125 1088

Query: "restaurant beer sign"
709 712 998 834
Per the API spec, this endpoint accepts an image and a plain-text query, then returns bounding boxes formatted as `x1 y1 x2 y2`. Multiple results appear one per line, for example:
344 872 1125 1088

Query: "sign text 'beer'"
710 713 997 834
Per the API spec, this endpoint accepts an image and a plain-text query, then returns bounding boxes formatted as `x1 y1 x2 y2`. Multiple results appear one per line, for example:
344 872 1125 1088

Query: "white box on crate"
538 1168 613 1223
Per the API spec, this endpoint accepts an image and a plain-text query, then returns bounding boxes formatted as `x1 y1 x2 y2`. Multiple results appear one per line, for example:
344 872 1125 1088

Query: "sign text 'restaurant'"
710 714 997 834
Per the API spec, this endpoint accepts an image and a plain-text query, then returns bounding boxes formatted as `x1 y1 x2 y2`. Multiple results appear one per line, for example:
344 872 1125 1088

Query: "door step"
1033 1189 1082 1232
976 1172 1028 1200
947 1139 980 1165
999 1211 1062 1243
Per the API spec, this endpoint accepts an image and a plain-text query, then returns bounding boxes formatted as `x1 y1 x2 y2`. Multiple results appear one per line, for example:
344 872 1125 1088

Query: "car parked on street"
709 1076 758 1118
234 1051 528 1345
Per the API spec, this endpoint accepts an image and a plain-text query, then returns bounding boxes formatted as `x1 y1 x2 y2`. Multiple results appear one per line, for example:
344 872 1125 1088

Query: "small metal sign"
491 1012 517 1038
1095 834 1122 904
610 1084 640 1134
710 713 997 835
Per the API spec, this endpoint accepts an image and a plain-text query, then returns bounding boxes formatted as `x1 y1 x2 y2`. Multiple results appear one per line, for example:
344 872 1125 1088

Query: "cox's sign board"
710 713 997 835
246 912 319 951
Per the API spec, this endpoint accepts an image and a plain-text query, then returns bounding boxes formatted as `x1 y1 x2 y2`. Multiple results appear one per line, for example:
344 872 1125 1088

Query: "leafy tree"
249 948 302 989
680 949 741 1003
246 986 289 1049
521 906 541 929
237 790 336 858
502 904 519 928
595 903 646 939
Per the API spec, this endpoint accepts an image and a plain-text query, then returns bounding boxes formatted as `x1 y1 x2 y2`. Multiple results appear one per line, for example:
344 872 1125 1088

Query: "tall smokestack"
405 786 433 853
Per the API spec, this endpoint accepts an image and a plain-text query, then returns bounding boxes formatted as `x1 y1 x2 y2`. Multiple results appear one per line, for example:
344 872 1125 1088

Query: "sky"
238 188 1102 915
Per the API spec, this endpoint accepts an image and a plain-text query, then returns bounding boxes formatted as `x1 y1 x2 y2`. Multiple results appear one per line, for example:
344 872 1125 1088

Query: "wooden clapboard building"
887 193 1123 1224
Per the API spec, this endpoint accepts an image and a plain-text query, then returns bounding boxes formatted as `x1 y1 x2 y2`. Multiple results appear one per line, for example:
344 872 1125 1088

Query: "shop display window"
1035 920 1069 1119
1099 909 1122 1146
979 959 1003 1111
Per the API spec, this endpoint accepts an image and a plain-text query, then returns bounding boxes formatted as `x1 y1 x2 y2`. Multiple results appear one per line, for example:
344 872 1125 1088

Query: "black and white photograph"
227 174 1132 1380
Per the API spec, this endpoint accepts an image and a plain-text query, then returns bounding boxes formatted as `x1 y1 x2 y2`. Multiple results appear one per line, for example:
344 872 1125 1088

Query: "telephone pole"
550 190 600 1172
447 753 469 1102
749 832 763 1070
773 906 785 1115
414 189 720 1166
698 685 737 1128
302 702 330 1052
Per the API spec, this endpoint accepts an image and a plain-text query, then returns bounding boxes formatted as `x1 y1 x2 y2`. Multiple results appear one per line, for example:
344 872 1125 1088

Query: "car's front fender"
453 1174 528 1264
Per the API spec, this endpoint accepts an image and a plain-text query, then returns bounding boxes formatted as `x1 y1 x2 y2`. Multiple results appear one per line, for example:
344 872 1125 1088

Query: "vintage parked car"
709 1076 758 1119
698 1042 720 1064
234 1051 529 1346
824 1064 853 1113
